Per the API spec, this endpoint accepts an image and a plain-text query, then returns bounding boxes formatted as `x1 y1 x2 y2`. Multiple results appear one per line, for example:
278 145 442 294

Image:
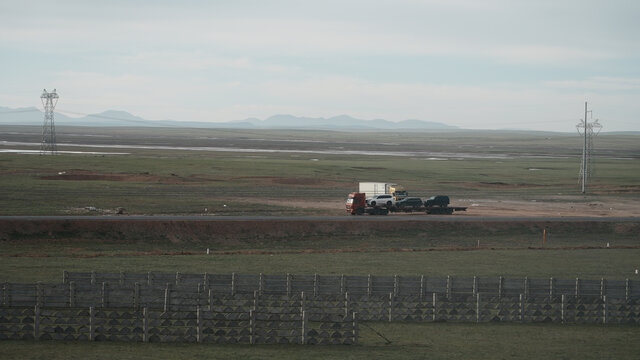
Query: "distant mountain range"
238 114 458 130
0 106 458 130
2 106 636 134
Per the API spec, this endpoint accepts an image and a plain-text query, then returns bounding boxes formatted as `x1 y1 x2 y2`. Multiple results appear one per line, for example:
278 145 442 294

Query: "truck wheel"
386 201 392 207
370 201 376 207
356 208 364 215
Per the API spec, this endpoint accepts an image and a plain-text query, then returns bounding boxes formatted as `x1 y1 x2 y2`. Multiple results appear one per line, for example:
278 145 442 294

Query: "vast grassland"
1 126 638 215
1 126 639 359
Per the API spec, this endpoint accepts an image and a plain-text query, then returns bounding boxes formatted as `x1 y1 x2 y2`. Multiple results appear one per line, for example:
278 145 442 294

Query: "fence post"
600 278 606 297
287 273 292 297
388 292 394 322
561 295 566 324
472 276 478 296
259 273 264 295
69 281 76 308
34 305 40 340
626 278 630 301
1 282 8 306
134 282 140 310
101 282 108 308
164 283 170 312
519 294 525 322
476 293 481 323
147 271 153 286
36 282 43 307
197 306 203 343
91 271 96 285
301 310 308 345
575 277 580 297
549 277 554 299
119 271 125 286
432 292 438 321
314 273 319 297
203 272 209 290
143 307 149 342
602 295 608 324
524 277 529 299
345 292 350 318
89 306 95 341
176 272 181 287
367 274 372 297
250 309 256 344
301 291 305 317
420 275 425 300
208 289 213 312
63 270 68 284
352 312 359 345
446 276 452 299
231 273 236 296
393 275 399 297
253 290 259 310
340 274 346 295
498 276 504 298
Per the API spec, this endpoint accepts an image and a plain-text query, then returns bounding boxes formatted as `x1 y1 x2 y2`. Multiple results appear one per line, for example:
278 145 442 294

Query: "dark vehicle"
424 195 449 208
394 197 424 211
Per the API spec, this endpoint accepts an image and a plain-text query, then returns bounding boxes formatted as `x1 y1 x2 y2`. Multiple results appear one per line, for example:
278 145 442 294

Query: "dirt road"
250 197 640 217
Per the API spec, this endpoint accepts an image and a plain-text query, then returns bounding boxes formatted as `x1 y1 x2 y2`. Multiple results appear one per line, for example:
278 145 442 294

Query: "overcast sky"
1 0 638 131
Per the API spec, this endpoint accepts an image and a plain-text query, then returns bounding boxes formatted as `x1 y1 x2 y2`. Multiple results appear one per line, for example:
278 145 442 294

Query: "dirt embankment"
1 218 638 245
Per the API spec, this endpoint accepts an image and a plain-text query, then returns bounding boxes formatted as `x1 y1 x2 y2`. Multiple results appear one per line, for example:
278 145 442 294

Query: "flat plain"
1 125 639 359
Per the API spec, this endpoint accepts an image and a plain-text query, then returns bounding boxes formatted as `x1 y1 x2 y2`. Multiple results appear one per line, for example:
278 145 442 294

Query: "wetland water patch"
1 141 569 159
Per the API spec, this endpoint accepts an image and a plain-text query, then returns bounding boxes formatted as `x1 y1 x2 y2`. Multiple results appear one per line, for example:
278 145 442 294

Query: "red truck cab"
346 192 367 215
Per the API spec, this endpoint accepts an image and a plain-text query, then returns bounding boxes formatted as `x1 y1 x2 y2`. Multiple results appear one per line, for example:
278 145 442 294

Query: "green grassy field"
1 126 638 215
1 127 639 358
2 248 640 283
2 247 640 359
1 322 639 360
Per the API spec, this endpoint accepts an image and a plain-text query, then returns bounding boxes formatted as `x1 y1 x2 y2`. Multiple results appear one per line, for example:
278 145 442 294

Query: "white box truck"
358 182 408 200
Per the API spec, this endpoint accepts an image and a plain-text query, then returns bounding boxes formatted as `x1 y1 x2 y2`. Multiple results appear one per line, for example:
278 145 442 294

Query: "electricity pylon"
40 89 59 155
576 102 602 194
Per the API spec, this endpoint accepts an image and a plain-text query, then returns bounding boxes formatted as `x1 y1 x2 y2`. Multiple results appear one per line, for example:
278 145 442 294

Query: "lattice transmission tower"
40 89 59 155
576 102 602 194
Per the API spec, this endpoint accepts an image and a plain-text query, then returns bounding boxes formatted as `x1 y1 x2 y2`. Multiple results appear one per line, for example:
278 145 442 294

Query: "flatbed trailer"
346 192 467 215
358 207 390 215
389 205 467 215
